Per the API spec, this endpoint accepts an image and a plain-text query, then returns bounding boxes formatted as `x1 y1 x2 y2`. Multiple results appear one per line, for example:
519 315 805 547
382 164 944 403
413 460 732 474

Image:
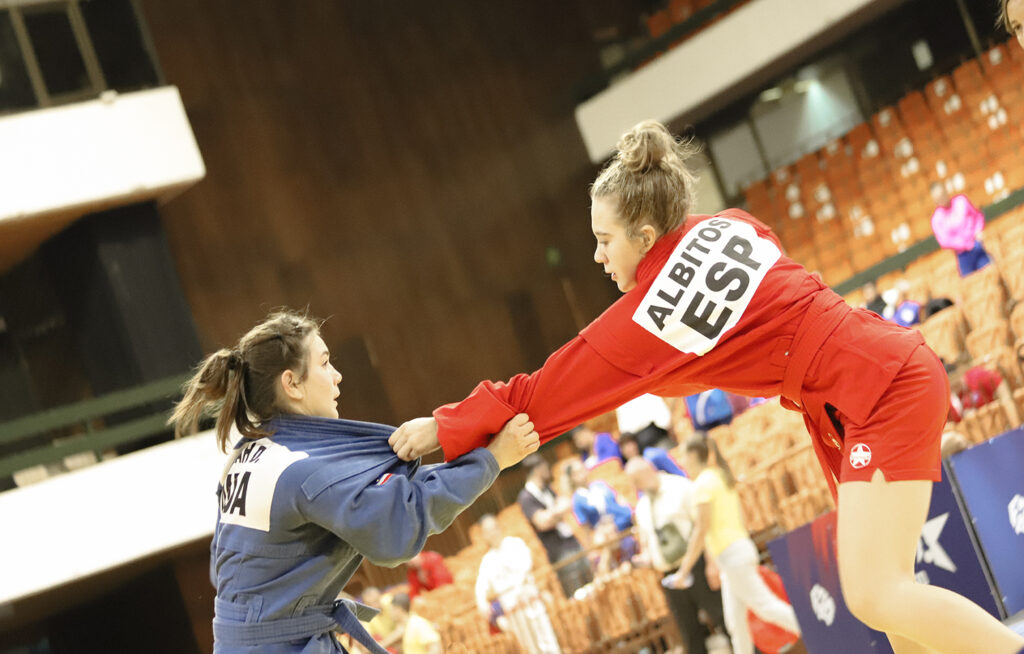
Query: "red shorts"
831 343 949 484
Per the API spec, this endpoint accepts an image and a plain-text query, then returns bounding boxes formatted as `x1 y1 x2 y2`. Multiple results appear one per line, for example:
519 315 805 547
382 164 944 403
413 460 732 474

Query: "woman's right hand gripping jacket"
486 413 540 469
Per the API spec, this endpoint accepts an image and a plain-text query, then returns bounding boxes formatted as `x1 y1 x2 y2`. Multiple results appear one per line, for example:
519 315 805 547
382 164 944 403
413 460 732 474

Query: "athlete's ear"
639 224 658 254
280 369 304 402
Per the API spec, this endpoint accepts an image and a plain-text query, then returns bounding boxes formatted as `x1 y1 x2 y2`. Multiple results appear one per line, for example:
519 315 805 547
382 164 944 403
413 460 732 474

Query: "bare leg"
837 470 1024 654
888 633 938 654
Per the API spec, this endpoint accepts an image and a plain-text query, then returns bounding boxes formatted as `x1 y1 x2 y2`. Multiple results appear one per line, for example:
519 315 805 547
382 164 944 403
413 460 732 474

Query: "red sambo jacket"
434 209 925 496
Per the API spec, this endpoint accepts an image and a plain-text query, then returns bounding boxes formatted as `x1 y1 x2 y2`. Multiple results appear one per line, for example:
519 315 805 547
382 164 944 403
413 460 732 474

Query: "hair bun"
616 119 675 174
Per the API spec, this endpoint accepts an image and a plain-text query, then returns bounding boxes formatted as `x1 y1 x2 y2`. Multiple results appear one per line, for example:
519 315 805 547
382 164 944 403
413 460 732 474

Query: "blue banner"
949 427 1024 616
768 513 893 653
913 462 1002 617
769 466 1001 653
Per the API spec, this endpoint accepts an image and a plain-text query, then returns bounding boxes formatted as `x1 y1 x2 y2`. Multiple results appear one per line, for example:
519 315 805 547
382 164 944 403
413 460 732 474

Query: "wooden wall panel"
140 0 621 421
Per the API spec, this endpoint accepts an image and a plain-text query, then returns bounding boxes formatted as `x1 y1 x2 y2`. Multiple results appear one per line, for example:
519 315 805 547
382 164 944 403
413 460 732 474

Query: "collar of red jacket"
635 219 696 285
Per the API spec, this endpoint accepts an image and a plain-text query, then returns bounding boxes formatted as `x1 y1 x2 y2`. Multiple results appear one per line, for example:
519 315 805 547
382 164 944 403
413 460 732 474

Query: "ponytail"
169 310 321 452
170 348 253 452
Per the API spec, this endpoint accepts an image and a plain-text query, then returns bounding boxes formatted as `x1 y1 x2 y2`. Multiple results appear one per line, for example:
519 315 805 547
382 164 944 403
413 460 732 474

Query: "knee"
842 579 901 632
842 581 881 628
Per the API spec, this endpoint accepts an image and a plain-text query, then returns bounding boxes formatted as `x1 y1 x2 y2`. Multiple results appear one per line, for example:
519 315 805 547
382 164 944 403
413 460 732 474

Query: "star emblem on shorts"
849 443 872 469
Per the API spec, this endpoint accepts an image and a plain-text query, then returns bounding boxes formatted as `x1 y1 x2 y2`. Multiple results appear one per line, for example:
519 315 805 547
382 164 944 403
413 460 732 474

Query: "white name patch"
633 218 780 355
219 438 308 532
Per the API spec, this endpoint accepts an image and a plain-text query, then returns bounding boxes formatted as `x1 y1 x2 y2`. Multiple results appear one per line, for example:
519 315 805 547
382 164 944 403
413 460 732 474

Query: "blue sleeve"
572 492 599 528
593 433 621 462
600 486 633 530
646 448 686 477
300 449 499 566
609 499 633 531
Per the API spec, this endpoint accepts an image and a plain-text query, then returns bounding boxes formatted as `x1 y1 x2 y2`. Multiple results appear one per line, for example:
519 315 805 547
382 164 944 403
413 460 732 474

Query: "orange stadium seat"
845 122 873 154
741 43 1024 292
981 43 1020 85
919 305 966 364
952 59 988 96
1010 302 1024 342
871 107 908 152
960 259 1004 301
1000 251 1024 301
669 0 695 23
926 75 974 140
647 9 672 38
965 319 1013 361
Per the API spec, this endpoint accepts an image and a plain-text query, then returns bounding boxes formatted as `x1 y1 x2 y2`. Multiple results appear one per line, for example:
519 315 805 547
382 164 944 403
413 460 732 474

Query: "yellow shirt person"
693 467 748 557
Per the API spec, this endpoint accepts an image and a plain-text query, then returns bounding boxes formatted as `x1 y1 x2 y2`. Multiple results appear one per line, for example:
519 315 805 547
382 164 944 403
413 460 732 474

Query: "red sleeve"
426 553 453 587
407 567 421 599
434 335 655 461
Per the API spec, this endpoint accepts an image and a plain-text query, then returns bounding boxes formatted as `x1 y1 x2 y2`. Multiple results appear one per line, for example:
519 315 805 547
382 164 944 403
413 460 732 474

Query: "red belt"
780 291 850 411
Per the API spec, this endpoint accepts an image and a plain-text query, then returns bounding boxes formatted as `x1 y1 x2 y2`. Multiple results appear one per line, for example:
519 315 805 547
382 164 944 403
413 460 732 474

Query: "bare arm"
676 502 710 581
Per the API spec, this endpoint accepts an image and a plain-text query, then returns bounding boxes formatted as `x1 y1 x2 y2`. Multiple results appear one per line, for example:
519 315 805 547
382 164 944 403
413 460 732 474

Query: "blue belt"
213 598 387 654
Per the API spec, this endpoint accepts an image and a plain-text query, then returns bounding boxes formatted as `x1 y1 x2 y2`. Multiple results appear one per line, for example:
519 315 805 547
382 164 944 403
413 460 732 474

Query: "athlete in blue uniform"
171 311 538 653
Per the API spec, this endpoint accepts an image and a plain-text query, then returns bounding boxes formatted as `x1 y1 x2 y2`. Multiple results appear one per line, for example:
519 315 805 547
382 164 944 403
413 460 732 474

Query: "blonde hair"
999 0 1010 31
169 310 321 452
590 119 699 239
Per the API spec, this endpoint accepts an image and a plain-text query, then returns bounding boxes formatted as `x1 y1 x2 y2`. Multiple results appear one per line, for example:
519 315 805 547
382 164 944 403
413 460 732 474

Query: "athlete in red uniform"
390 121 1024 653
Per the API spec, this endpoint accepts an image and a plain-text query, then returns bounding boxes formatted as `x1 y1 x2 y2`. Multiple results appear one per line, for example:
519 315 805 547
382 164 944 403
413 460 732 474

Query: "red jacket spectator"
406 550 453 599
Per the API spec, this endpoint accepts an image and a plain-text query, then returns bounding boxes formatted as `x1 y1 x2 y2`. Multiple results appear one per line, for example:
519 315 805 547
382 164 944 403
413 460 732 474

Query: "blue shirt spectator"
571 425 621 468
683 389 734 430
618 432 686 477
565 460 633 532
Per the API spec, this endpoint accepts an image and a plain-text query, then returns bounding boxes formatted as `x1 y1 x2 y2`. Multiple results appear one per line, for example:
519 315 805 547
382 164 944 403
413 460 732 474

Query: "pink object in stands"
931 195 984 252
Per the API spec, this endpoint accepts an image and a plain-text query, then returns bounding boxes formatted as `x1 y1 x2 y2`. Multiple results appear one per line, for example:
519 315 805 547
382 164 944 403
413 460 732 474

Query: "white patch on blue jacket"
219 438 308 532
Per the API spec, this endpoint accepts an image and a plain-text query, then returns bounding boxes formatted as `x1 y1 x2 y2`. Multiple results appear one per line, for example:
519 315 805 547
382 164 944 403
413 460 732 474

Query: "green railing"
0 373 190 479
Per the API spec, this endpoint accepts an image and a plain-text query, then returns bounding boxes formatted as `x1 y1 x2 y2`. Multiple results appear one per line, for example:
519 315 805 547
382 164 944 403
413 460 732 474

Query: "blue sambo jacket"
211 414 499 653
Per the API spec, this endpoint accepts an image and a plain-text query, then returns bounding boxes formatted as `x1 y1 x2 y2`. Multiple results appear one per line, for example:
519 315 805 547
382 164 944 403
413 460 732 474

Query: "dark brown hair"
169 310 321 452
685 434 736 489
590 119 699 239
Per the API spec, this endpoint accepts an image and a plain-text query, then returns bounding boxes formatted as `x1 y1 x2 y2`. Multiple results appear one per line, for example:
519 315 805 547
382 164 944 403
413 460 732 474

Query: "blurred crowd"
343 391 806 654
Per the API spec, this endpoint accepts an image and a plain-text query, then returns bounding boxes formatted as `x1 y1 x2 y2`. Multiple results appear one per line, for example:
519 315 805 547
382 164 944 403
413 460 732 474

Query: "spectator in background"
361 586 400 650
405 551 453 600
678 437 800 654
683 389 734 431
564 459 634 532
628 458 726 654
862 279 887 316
571 423 621 469
591 516 636 577
889 280 922 328
475 514 562 654
930 183 991 277
518 454 592 597
616 393 674 451
618 431 686 477
390 592 441 654
947 362 1022 427
921 294 954 321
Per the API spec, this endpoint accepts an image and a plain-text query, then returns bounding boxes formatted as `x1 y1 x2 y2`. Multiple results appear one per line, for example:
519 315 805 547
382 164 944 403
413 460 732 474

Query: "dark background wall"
140 0 619 426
